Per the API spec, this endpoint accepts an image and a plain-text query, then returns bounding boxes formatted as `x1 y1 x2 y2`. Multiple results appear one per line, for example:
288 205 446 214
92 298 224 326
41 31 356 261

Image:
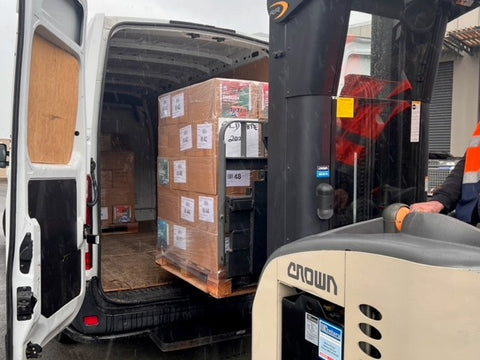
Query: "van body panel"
6 0 88 358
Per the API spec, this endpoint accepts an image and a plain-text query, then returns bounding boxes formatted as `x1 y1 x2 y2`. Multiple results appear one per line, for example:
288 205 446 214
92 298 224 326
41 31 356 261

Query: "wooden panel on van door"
27 33 79 164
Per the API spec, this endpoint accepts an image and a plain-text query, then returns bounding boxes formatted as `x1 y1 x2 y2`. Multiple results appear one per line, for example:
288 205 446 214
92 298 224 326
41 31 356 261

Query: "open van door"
5 0 88 359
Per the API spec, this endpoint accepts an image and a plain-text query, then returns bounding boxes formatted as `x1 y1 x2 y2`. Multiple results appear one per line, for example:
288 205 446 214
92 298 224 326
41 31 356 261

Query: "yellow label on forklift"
336 97 354 118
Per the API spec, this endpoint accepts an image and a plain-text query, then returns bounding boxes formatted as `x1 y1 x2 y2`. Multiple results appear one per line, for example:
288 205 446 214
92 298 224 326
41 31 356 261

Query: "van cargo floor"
101 230 175 292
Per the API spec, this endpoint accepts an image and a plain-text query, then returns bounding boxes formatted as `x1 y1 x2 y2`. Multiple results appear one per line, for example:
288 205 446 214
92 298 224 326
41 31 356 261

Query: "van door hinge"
19 232 33 274
26 342 42 359
17 286 37 321
87 158 98 206
84 225 99 244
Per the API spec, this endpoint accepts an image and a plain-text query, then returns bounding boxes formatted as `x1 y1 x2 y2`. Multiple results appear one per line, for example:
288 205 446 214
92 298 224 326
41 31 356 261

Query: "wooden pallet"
102 222 139 234
156 255 257 299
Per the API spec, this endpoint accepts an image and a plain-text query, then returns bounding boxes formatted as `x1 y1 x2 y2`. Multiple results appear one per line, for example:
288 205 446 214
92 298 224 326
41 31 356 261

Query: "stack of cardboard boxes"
100 134 136 230
156 78 268 296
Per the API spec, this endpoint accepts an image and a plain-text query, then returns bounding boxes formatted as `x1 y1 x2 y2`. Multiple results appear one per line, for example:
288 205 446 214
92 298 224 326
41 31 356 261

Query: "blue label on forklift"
318 319 343 360
316 166 330 179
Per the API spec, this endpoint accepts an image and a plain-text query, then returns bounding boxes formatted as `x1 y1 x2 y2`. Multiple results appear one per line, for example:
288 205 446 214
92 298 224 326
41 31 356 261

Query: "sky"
0 0 270 139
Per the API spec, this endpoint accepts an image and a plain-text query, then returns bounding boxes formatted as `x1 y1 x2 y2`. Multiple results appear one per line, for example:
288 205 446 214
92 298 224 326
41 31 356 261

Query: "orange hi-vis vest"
336 74 412 172
456 122 480 223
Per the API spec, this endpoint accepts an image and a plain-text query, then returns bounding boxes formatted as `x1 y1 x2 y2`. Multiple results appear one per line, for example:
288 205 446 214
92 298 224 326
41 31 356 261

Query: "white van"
3 1 269 358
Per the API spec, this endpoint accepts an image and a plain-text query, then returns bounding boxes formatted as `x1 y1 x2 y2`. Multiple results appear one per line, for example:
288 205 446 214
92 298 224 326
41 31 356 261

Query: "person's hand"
409 200 444 214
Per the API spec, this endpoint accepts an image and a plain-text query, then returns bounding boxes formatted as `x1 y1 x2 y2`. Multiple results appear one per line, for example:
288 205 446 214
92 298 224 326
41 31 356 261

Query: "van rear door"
6 0 87 359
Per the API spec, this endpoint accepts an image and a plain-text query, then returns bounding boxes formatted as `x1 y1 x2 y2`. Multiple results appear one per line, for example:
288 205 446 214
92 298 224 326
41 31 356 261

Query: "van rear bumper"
64 277 254 349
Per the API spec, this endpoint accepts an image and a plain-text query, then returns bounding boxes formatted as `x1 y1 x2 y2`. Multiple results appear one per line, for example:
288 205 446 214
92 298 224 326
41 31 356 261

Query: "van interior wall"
100 56 269 293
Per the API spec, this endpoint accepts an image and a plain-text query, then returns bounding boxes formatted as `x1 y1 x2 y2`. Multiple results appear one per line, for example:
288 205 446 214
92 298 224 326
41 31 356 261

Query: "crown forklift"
253 0 480 359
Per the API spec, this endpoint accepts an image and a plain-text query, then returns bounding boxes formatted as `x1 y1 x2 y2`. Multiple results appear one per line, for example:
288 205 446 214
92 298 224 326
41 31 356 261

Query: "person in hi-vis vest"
410 123 480 225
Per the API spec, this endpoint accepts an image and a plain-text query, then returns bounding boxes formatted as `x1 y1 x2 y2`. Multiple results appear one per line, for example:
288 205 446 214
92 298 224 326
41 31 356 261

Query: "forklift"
253 0 480 358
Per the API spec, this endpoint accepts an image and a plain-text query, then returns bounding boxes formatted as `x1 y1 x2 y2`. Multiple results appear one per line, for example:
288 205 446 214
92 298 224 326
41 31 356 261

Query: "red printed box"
113 205 133 224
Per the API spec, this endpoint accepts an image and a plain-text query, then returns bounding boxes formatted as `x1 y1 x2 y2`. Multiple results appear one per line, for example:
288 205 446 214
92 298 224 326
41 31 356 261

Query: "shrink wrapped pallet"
156 78 268 297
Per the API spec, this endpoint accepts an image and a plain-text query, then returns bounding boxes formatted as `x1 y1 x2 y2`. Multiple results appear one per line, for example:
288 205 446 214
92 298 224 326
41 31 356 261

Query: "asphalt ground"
0 179 251 359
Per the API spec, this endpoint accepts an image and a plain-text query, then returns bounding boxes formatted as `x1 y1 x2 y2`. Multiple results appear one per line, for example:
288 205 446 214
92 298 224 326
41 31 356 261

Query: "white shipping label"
173 225 187 250
100 207 109 220
198 196 215 223
197 123 213 149
305 313 319 346
218 118 260 157
226 170 251 187
410 101 421 143
172 93 185 118
181 196 195 223
159 95 171 118
173 160 187 183
179 125 193 151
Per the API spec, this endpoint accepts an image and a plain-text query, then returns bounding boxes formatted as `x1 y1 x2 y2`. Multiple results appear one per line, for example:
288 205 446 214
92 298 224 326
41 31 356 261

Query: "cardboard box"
101 134 128 152
158 78 259 125
112 170 135 188
159 118 263 159
218 57 269 83
162 223 220 275
157 187 180 223
170 157 217 195
113 205 133 224
158 157 255 194
101 170 113 189
102 186 135 207
178 192 219 234
101 134 113 152
101 151 136 222
102 151 135 171
158 188 219 234
158 123 180 158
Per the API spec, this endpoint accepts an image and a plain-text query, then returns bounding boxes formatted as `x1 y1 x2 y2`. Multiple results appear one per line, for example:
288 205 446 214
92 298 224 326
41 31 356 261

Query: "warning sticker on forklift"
336 97 354 118
319 319 343 360
410 101 421 143
305 313 319 345
316 166 330 179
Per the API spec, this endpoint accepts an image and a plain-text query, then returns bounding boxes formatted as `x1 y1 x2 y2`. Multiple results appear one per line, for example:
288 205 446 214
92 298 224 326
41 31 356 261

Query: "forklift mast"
266 0 480 255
